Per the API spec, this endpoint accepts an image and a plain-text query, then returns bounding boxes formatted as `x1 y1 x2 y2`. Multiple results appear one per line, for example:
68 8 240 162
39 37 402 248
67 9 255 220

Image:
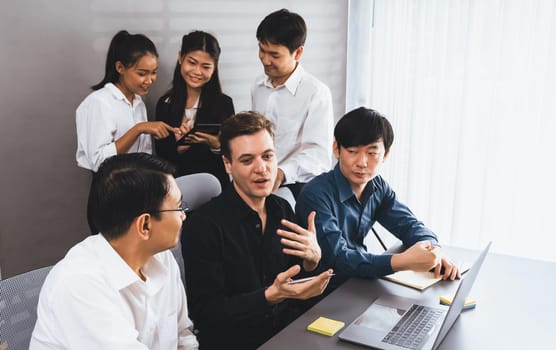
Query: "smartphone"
287 273 335 285
177 123 222 145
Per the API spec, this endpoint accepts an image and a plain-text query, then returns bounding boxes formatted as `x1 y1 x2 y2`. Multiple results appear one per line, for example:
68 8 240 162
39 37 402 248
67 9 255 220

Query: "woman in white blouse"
76 30 183 172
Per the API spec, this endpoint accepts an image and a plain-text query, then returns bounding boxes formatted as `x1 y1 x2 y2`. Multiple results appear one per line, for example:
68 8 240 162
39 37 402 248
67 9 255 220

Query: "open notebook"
383 264 469 291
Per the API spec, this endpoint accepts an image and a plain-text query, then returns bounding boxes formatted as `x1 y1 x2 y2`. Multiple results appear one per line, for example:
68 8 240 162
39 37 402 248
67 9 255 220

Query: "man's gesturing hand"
278 211 321 272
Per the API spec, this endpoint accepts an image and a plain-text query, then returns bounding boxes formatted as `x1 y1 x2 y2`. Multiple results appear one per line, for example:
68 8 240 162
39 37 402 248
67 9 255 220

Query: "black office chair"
370 225 407 255
372 226 388 251
0 266 52 350
274 187 296 211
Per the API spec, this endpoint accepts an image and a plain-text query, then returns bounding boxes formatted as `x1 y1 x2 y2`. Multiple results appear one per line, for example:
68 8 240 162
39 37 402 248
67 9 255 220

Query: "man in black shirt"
182 111 333 349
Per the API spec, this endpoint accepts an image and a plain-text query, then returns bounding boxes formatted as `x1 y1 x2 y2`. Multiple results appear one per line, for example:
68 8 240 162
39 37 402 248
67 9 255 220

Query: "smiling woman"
75 30 186 234
155 30 235 189
75 30 180 173
114 53 158 103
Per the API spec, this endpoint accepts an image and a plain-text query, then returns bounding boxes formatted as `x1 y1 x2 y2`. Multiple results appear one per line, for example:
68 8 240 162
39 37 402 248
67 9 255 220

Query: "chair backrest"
274 187 296 211
175 173 222 212
0 266 52 350
172 173 222 283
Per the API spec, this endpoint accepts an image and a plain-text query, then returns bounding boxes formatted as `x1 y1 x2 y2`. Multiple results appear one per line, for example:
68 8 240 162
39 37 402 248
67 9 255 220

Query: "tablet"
177 123 222 145
192 123 221 135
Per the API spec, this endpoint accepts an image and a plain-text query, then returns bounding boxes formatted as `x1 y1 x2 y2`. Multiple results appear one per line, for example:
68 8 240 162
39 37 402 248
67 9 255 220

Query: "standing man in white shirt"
30 153 198 350
251 8 334 198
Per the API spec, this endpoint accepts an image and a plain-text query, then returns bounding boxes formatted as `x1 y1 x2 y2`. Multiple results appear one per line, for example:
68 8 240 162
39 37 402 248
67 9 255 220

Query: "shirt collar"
140 252 167 296
222 184 258 219
221 183 280 220
333 164 355 203
258 63 304 95
332 163 377 203
97 234 167 295
105 82 143 106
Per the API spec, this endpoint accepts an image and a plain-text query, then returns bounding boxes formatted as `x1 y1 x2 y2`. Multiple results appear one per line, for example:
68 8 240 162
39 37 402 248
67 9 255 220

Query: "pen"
287 273 336 285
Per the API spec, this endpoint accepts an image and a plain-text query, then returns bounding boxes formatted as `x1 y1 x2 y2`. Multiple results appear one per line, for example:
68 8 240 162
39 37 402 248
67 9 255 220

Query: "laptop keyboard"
382 304 444 349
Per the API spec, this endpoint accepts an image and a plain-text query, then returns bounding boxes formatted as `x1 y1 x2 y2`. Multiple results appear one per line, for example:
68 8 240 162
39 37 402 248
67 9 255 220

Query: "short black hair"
219 111 274 160
256 9 307 53
88 153 175 240
334 107 394 153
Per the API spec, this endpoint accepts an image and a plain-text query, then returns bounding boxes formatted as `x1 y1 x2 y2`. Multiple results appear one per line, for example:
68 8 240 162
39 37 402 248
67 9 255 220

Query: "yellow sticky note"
307 316 345 336
439 294 476 310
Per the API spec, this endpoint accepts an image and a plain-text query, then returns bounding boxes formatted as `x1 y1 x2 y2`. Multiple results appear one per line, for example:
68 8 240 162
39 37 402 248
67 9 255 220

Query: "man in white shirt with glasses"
30 153 198 350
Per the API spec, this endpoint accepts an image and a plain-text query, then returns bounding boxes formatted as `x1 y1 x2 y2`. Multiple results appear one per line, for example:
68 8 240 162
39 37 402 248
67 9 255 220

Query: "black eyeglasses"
149 207 189 216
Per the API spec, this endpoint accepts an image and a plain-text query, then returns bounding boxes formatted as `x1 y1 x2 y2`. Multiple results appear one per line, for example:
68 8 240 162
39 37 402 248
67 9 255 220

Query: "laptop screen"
432 241 492 349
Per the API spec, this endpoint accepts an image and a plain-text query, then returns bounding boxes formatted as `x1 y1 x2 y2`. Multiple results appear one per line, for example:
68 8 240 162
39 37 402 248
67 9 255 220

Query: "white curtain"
347 0 556 262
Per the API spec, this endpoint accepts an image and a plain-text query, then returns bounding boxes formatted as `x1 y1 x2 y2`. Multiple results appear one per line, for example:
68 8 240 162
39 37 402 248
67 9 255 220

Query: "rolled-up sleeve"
76 98 118 172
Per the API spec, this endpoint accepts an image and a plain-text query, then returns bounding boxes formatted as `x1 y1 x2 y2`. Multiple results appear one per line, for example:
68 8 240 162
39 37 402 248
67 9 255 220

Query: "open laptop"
339 242 492 350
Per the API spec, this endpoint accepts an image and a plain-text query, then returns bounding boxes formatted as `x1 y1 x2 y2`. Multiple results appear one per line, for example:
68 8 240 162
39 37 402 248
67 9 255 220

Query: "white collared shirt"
75 83 153 172
30 234 198 350
251 64 334 184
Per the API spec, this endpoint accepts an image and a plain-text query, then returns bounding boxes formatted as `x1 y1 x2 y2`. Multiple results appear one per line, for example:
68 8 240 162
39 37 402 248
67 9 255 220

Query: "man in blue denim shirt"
296 107 460 290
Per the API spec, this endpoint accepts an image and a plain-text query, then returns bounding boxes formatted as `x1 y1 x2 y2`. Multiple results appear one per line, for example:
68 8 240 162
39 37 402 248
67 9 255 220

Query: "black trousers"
87 172 98 235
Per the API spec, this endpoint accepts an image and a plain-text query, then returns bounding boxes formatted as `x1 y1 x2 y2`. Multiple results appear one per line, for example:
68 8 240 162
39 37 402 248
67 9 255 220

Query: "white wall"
0 0 348 278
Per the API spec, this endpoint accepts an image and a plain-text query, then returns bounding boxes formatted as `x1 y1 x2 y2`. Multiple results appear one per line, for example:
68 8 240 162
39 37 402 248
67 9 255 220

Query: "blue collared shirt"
296 164 438 283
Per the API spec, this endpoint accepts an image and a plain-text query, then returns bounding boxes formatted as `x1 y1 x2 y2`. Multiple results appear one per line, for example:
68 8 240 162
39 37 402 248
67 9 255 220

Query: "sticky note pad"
307 316 345 336
439 294 476 310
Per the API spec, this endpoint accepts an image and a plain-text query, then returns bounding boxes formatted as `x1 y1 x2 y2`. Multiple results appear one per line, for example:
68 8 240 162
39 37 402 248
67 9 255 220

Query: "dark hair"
334 107 394 153
161 31 223 127
88 153 176 240
220 111 275 159
256 9 307 53
92 30 158 90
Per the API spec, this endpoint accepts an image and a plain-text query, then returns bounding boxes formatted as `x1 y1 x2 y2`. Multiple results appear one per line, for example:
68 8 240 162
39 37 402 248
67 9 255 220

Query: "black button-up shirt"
181 185 306 349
